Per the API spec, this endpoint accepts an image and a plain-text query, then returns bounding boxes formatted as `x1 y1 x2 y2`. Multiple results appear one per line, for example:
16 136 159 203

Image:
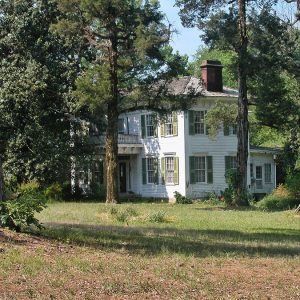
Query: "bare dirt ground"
0 228 299 300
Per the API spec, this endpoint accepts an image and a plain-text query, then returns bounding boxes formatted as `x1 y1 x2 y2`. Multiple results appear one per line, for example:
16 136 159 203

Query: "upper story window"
224 124 237 136
165 114 173 136
146 115 154 136
161 112 178 137
188 110 207 135
194 111 205 134
141 114 157 138
118 118 125 134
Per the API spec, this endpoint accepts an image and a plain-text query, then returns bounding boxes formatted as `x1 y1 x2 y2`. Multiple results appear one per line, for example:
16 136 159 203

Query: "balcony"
92 134 143 155
117 133 141 145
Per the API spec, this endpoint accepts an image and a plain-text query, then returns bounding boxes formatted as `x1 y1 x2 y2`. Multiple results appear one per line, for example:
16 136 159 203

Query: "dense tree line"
0 0 191 204
178 0 300 203
0 0 299 208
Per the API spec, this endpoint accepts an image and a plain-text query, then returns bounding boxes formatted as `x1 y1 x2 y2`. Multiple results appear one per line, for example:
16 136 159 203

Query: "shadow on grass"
30 222 300 258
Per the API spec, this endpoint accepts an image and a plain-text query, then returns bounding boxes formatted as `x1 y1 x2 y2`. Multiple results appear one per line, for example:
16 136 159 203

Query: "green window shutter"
225 156 231 172
142 158 147 184
161 158 166 185
188 110 195 135
172 112 178 136
224 124 230 136
154 158 159 185
154 114 158 138
207 156 213 184
189 156 195 184
174 157 179 185
160 117 165 137
141 115 146 138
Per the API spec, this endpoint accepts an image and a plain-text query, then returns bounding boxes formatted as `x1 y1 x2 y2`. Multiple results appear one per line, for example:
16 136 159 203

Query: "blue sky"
159 0 201 60
159 0 298 60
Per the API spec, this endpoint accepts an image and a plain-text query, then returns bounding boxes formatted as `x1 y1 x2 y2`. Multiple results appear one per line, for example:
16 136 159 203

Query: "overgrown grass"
1 201 299 299
34 201 300 258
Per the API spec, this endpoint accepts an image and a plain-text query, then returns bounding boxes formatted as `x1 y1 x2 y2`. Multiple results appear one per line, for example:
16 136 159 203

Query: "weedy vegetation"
1 201 299 299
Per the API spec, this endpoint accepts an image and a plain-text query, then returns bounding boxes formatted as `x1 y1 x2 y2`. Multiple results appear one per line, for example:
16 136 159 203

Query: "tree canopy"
54 0 191 203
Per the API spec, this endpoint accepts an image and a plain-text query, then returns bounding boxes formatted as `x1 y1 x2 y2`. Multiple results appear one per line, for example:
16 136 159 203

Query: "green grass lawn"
1 201 299 299
36 201 300 257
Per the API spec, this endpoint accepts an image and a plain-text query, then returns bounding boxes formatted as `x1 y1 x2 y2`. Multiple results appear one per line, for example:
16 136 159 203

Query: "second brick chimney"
201 60 223 92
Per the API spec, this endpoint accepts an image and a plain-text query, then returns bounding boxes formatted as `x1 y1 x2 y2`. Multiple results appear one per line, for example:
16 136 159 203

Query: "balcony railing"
92 133 141 146
117 133 141 144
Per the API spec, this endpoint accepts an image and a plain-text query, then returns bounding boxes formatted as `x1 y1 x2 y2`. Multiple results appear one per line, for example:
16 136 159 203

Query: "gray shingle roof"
165 76 238 98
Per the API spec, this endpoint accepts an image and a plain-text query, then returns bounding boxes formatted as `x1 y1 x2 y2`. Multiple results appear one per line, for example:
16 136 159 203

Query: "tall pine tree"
55 0 190 203
176 0 250 205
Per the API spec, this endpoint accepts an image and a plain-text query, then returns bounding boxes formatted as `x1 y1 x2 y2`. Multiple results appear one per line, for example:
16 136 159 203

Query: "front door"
119 162 127 193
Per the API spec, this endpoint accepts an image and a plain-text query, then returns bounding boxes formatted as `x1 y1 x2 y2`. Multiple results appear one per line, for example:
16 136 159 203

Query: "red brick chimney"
201 60 223 92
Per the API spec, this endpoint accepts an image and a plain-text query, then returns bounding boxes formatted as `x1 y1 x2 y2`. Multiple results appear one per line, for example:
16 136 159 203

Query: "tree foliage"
180 0 300 181
0 0 83 187
205 101 237 139
176 0 250 205
54 0 191 203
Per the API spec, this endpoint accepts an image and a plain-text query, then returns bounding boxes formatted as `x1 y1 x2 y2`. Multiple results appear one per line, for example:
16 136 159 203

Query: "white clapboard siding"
118 103 277 199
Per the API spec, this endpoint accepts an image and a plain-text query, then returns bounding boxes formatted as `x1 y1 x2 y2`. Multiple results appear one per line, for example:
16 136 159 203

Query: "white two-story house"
85 60 279 200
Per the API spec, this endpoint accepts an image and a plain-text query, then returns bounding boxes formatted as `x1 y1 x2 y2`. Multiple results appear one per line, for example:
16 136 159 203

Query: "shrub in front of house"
257 184 299 210
0 181 47 232
44 183 63 201
285 171 300 201
221 169 238 206
174 191 192 204
147 211 168 223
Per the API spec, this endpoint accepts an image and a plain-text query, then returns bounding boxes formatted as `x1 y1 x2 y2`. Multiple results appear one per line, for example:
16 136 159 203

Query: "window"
141 114 157 138
161 157 179 185
250 163 254 178
92 160 104 184
118 118 124 134
194 157 206 183
225 156 237 171
165 114 173 136
146 115 154 137
264 163 272 183
161 112 178 137
230 125 237 135
165 157 175 184
188 110 208 135
142 157 158 184
194 111 205 134
190 156 213 184
224 124 237 136
147 158 155 184
256 166 263 189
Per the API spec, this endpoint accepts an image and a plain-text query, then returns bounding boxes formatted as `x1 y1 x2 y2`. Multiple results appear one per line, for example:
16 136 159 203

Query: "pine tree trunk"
236 0 249 206
105 105 119 203
0 156 5 202
105 31 119 204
